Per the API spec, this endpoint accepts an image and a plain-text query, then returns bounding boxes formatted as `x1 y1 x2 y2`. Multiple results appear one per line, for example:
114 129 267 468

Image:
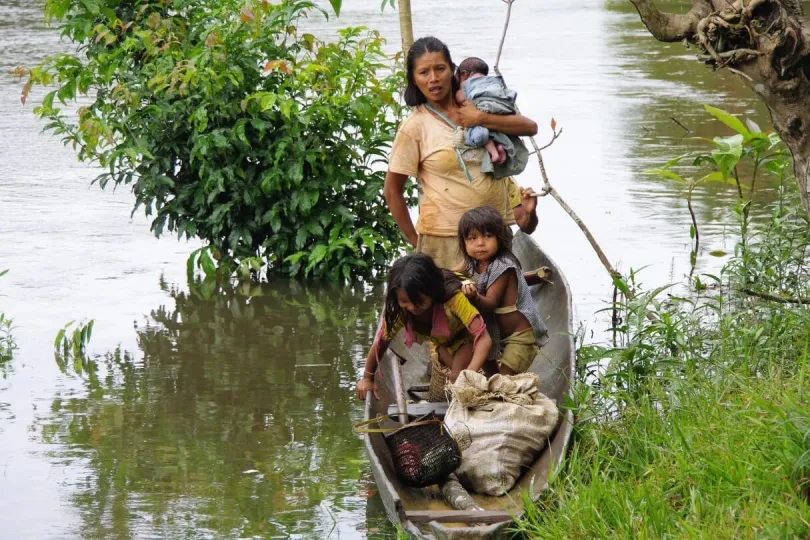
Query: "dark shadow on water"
36 278 397 538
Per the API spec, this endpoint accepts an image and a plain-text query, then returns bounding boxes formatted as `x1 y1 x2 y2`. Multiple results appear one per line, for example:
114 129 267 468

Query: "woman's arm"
457 102 538 136
383 170 418 248
513 206 538 234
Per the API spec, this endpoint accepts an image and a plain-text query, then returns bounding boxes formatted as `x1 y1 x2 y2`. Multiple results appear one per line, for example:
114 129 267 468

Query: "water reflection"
35 278 395 539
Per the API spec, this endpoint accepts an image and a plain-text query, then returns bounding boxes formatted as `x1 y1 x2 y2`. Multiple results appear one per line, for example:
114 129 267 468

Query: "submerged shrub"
23 0 411 280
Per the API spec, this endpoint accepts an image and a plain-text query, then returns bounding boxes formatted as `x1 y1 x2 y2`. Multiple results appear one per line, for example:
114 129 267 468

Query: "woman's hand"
462 281 479 300
457 102 484 127
520 187 538 215
356 376 379 401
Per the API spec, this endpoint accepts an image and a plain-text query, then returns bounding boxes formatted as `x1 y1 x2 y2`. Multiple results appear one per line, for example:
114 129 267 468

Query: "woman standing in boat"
383 37 540 269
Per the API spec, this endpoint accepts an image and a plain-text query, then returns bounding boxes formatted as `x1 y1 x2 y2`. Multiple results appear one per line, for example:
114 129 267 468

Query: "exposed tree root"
630 0 810 221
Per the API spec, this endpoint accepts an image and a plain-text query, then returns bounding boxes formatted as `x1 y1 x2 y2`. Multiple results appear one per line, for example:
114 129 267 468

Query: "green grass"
512 265 810 538
515 364 810 538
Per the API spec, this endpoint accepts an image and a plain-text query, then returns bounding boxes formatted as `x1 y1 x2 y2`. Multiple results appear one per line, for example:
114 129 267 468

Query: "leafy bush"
54 319 96 376
23 0 410 280
0 270 15 371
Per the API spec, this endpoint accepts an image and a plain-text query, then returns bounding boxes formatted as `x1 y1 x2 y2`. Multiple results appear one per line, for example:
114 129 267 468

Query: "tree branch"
494 3 621 281
629 0 712 42
741 288 810 304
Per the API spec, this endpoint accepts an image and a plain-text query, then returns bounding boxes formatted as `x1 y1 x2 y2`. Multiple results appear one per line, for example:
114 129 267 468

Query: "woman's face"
411 51 453 103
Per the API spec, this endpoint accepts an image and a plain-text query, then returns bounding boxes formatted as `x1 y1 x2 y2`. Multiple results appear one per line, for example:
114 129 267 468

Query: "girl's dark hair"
403 36 460 107
457 206 521 274
384 253 462 332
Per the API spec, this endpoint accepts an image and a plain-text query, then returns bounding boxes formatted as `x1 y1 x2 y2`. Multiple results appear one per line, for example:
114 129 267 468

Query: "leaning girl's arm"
357 335 388 401
362 336 389 377
446 293 491 375
466 329 492 374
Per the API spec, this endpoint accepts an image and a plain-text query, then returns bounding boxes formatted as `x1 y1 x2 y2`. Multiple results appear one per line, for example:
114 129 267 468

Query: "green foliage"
25 0 411 281
54 319 96 376
725 187 810 301
649 105 792 269
516 116 810 534
515 199 810 535
0 270 15 373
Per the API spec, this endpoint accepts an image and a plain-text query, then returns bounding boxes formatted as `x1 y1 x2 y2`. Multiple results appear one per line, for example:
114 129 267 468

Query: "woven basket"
427 346 450 403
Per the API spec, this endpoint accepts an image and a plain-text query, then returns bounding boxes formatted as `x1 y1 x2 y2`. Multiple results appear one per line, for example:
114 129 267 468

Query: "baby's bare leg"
484 139 500 162
495 144 507 164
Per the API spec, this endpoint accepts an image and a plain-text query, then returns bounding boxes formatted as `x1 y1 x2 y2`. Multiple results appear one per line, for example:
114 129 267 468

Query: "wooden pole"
398 0 414 56
390 353 409 424
492 0 621 282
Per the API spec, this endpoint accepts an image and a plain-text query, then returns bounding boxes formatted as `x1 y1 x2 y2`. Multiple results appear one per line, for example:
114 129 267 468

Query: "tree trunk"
398 0 414 56
630 0 810 219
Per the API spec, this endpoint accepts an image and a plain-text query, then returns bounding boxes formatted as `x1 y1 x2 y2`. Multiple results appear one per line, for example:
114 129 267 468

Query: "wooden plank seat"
404 510 511 524
387 402 449 418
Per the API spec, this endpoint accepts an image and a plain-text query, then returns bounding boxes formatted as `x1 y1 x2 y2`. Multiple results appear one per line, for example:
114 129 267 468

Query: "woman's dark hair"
403 36 460 107
457 206 521 274
383 253 462 332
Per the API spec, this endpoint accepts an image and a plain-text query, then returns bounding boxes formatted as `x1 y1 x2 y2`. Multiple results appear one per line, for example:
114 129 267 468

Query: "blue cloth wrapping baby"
461 76 529 179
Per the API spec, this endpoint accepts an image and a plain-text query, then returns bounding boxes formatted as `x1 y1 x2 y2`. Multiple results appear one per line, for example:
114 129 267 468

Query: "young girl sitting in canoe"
448 206 549 376
355 253 492 401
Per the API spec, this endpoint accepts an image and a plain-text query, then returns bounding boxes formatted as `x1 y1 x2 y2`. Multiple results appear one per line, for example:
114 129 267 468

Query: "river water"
0 0 788 537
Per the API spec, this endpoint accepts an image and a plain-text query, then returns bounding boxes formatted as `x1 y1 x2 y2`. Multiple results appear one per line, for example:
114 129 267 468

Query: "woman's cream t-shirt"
388 106 517 237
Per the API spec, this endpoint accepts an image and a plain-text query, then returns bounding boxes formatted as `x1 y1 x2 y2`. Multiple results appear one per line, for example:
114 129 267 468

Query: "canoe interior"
363 232 575 539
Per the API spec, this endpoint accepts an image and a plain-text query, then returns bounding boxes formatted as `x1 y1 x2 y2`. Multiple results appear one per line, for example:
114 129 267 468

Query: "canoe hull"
363 232 576 539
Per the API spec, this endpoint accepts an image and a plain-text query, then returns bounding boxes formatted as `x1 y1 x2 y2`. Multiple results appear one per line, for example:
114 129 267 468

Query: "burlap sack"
444 370 559 496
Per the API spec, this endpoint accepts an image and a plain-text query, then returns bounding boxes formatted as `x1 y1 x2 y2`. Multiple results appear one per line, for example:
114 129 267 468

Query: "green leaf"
709 250 727 257
696 171 726 184
54 328 66 351
200 248 216 277
744 118 762 134
234 118 250 146
704 104 749 136
259 93 277 111
711 134 744 175
295 227 309 249
310 244 328 264
612 276 629 296
284 251 308 264
646 169 687 184
80 0 101 15
186 247 202 279
689 225 695 239
328 0 341 16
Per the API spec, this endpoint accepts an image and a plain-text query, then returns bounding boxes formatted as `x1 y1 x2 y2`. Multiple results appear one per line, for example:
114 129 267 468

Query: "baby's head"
456 57 489 84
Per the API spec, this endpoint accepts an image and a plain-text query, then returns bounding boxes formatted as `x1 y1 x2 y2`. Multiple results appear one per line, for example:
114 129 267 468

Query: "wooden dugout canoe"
362 231 576 539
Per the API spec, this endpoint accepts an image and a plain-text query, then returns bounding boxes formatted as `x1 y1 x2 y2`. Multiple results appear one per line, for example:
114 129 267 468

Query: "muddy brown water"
0 0 792 537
